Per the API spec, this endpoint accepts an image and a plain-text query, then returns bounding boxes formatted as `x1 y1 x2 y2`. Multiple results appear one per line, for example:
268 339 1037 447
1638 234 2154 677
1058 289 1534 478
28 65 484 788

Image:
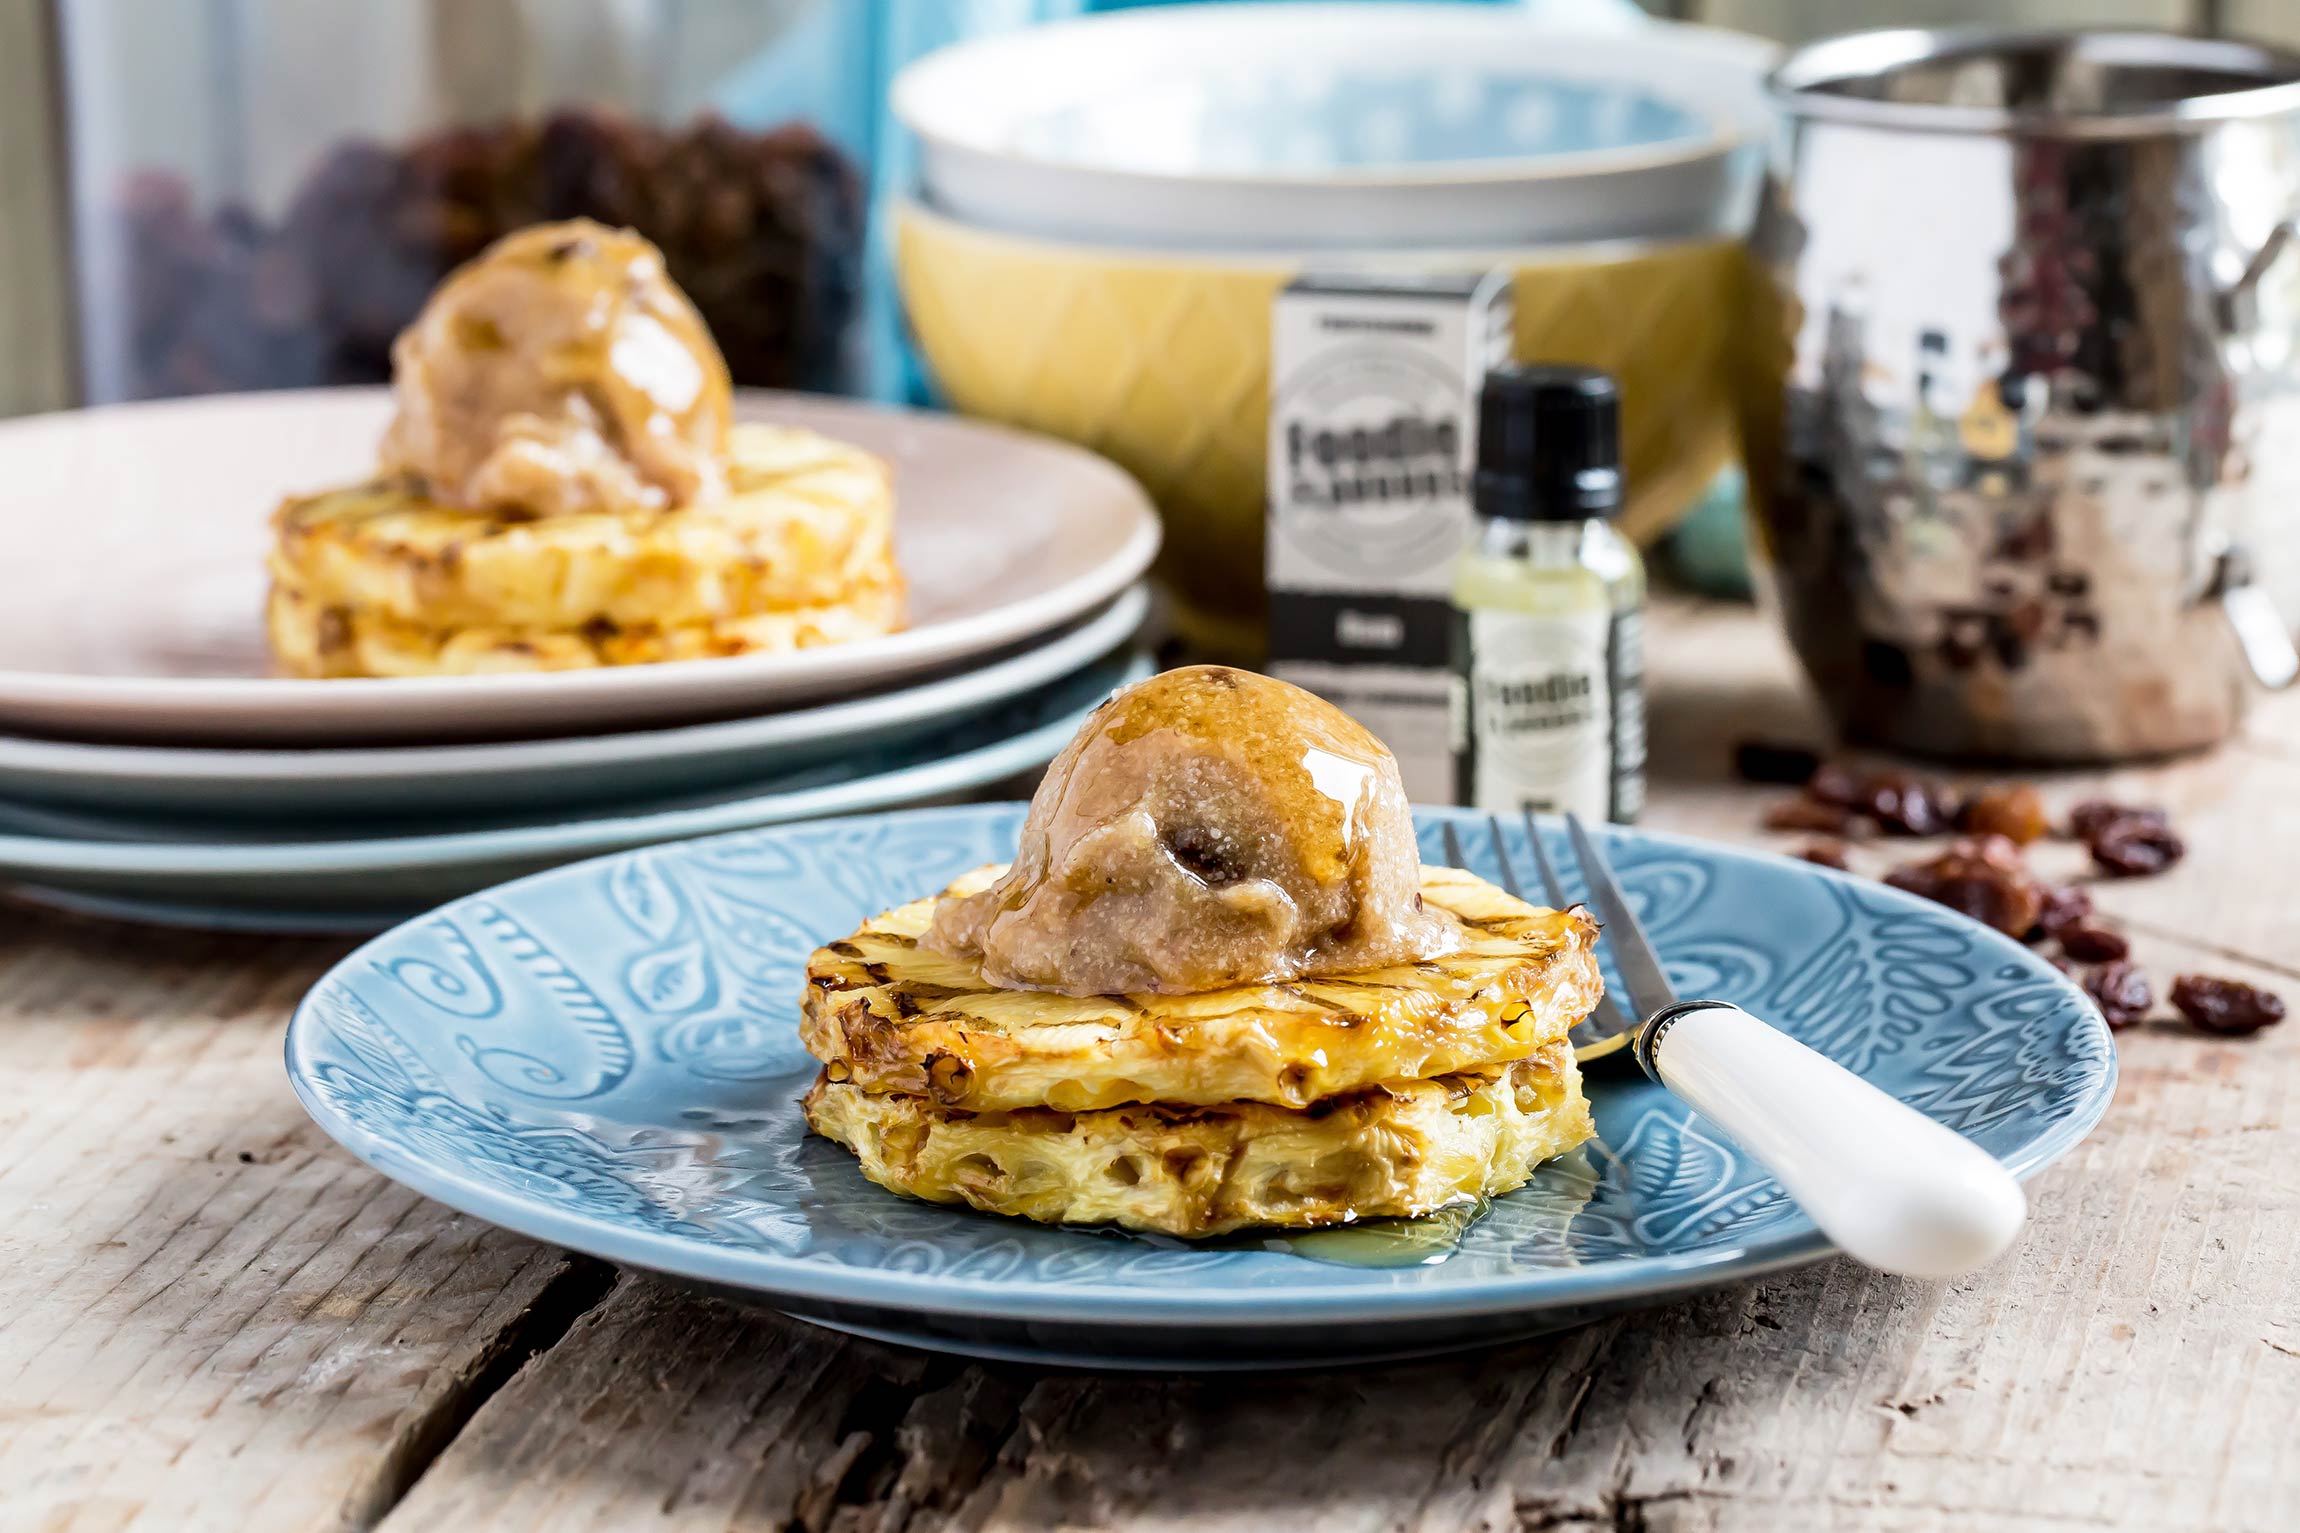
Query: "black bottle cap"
1474 364 1622 521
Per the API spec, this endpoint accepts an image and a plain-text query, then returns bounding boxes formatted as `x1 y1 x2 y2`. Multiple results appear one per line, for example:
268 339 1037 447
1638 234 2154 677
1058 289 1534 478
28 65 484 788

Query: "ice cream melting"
378 219 732 518
926 666 1459 996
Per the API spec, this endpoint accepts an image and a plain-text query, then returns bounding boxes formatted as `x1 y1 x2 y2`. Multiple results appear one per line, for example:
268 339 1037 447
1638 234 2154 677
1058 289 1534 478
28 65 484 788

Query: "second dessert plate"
0 655 1146 927
0 585 1147 821
0 390 1158 745
285 803 2116 1370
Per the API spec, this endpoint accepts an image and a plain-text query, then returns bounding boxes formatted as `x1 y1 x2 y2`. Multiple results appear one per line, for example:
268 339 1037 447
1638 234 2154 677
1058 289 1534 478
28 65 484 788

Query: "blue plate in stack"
0 393 1160 930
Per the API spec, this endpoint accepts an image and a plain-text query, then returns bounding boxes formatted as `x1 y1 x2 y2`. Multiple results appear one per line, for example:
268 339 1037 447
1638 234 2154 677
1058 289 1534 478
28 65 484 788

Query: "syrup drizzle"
1251 1198 1492 1269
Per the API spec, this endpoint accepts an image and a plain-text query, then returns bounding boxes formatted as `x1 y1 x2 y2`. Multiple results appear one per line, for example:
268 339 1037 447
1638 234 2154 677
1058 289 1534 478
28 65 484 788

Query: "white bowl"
893 3 1777 251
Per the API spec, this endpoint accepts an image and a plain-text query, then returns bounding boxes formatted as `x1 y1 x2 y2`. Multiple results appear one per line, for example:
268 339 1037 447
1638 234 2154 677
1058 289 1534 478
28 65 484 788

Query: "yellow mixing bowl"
895 199 1748 656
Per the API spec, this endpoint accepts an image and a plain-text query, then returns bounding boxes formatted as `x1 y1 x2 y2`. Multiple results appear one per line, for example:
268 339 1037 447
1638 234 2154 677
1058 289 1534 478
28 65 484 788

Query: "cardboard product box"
1265 271 1514 803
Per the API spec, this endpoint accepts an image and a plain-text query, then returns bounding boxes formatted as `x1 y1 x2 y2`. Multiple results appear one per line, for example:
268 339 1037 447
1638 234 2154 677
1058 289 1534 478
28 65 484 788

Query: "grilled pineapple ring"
803 864 1603 1113
803 1042 1593 1237
269 422 893 632
265 572 901 678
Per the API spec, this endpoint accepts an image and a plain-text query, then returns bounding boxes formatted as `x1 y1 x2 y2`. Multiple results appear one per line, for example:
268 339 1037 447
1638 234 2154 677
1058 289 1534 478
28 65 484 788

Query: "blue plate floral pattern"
286 805 2115 1369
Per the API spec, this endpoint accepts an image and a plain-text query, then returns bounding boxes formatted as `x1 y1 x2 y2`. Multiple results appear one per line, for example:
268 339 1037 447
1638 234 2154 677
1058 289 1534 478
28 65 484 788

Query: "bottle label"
1452 606 1645 821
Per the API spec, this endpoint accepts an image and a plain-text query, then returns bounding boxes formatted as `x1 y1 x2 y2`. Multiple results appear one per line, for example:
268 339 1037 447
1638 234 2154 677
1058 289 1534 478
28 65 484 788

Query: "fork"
1454 811 2028 1280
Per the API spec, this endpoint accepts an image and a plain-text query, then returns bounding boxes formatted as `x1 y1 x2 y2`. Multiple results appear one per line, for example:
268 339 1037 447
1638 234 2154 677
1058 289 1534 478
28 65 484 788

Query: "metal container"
1741 29 2300 763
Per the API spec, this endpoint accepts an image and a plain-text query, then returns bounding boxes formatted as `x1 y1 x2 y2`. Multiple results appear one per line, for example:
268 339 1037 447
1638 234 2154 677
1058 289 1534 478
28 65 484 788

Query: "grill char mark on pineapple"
799 864 1602 1114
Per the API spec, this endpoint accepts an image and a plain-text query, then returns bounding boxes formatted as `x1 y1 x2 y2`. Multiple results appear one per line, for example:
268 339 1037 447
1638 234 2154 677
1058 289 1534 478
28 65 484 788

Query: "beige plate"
0 389 1159 745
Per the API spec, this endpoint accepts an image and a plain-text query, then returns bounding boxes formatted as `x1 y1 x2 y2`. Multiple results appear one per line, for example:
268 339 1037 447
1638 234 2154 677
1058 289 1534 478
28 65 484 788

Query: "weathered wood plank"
368 919 2297 1533
0 912 583 1533
1642 592 2300 968
370 595 2300 1531
376 1274 1031 1533
8 591 2299 1531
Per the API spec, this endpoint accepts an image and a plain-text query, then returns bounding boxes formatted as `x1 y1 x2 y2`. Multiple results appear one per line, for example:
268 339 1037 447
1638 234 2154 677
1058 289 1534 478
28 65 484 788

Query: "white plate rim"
893 4 1775 191
0 584 1148 795
0 654 1148 882
0 391 1161 741
279 806 2116 1328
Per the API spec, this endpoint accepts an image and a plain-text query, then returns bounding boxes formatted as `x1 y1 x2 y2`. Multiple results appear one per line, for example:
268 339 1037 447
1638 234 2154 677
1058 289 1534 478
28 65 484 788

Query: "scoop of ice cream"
377 219 732 518
925 666 1458 996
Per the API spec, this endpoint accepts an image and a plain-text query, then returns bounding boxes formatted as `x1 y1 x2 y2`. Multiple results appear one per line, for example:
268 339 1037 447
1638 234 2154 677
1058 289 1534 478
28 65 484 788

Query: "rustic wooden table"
4 594 2294 1533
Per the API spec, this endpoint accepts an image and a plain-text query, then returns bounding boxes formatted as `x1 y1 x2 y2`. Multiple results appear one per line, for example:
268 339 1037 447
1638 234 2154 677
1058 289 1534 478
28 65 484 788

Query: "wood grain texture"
379 916 2300 1533
1641 594 2300 969
3 592 2297 1531
371 598 2300 1533
0 912 585 1533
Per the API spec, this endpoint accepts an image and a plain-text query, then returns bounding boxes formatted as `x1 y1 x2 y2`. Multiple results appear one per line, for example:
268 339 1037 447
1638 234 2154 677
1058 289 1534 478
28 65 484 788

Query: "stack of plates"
0 390 1160 930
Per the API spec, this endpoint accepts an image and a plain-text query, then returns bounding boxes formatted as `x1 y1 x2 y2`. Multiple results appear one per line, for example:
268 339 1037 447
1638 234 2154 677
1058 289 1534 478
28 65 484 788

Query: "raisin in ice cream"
926 666 1459 996
377 219 732 518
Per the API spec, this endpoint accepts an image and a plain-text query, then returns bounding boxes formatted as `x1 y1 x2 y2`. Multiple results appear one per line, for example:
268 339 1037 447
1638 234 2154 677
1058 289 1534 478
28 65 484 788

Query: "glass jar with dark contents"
57 0 870 402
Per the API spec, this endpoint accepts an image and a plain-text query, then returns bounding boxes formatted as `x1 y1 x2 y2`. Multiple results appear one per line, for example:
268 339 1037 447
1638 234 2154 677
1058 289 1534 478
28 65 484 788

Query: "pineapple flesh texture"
265 570 900 677
804 864 1603 1113
268 421 894 633
804 1041 1594 1238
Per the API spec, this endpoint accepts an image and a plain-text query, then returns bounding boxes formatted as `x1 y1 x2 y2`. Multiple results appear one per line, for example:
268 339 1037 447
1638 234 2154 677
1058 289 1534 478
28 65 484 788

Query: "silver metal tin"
1742 29 2300 761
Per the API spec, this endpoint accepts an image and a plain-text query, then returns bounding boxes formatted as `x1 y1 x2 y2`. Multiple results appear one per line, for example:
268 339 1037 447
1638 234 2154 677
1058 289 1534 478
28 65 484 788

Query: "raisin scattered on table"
1733 741 1825 786
1961 832 2028 870
2089 818 2185 877
1806 762 1862 808
1884 835 2042 937
2057 924 2130 962
2066 799 2168 841
2083 961 2153 1029
1793 840 1851 871
1959 783 2050 845
1858 770 1959 836
2169 975 2287 1037
2034 884 2095 940
1995 516 2055 562
1765 798 1860 836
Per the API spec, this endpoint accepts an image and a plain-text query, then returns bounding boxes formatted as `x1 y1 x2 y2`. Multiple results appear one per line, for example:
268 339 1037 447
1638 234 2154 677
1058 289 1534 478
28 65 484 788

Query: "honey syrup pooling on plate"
1246 1141 1611 1268
1259 1199 1494 1268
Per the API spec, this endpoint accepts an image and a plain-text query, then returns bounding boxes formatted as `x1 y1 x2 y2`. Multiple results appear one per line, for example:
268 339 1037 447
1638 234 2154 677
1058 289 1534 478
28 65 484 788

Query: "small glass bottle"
1448 365 1646 822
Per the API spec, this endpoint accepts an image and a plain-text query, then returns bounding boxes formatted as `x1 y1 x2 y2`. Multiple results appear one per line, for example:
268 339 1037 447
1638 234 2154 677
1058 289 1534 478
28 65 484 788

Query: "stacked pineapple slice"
267 422 900 677
801 863 1604 1238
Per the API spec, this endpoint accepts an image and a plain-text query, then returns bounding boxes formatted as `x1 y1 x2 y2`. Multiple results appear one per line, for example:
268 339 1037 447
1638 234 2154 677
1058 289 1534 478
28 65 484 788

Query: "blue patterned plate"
285 805 2115 1370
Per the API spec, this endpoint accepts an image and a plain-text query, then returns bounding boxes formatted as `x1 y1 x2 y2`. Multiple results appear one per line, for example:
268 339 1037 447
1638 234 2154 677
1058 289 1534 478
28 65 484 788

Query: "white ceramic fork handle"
1642 1001 2027 1280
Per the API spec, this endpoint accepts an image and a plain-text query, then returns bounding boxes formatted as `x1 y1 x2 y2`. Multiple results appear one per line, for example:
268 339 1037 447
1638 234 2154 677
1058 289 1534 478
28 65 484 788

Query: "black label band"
1267 592 1454 670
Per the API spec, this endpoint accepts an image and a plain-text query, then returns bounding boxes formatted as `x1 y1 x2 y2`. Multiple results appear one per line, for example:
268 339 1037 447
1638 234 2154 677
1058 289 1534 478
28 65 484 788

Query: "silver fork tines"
1449 819 2027 1277
1563 812 1679 1019
1521 813 1574 912
1448 816 1636 1059
1517 813 1635 1053
1440 822 1471 884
